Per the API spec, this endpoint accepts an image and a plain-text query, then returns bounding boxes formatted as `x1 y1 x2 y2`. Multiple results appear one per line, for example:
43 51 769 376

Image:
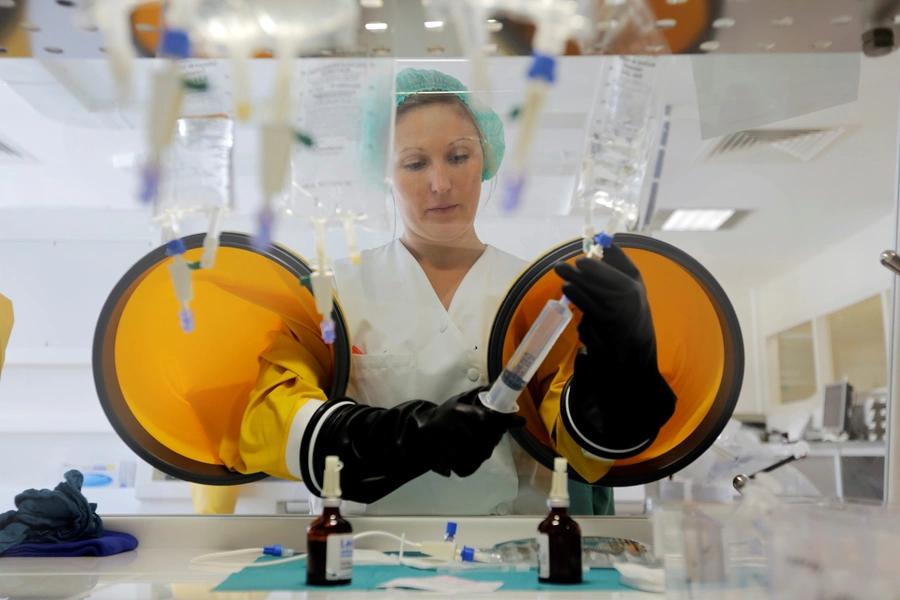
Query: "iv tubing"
343 212 361 265
311 219 337 344
503 55 555 212
232 42 252 121
201 208 223 269
254 37 296 248
190 531 427 569
480 295 573 414
161 220 195 334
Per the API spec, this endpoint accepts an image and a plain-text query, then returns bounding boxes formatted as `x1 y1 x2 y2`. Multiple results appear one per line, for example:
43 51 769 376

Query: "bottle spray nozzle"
322 455 343 500
549 457 569 506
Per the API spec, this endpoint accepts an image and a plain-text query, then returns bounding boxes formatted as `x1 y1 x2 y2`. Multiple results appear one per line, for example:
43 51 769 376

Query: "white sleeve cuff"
284 399 325 480
562 382 651 457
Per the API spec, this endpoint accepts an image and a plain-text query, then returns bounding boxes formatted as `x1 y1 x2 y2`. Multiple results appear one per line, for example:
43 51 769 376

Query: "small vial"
307 456 353 586
444 522 457 543
537 458 582 584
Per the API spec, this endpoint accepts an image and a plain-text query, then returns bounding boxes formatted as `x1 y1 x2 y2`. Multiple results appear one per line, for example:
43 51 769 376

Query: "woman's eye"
404 161 426 171
450 154 469 164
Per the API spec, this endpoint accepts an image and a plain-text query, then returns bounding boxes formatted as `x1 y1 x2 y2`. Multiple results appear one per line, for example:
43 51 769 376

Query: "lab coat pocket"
348 353 417 409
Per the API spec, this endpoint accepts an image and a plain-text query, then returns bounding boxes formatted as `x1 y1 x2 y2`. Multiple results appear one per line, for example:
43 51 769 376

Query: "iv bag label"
156 117 234 218
289 59 394 230
326 534 354 581
537 534 550 579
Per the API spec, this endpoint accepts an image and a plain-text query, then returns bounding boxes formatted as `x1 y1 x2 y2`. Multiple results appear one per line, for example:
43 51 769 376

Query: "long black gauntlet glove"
299 387 525 504
553 244 676 459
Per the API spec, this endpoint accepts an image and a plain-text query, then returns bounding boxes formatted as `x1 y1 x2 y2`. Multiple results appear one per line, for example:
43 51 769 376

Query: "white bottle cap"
322 455 343 500
549 457 569 507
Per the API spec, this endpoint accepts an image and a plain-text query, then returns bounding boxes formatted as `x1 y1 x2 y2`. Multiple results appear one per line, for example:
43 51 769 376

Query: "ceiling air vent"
699 127 846 164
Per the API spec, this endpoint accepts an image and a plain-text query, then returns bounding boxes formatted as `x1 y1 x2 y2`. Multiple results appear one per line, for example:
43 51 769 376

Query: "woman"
239 68 676 516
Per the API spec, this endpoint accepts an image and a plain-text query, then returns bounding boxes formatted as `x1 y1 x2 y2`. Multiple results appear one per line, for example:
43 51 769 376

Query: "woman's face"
392 102 484 244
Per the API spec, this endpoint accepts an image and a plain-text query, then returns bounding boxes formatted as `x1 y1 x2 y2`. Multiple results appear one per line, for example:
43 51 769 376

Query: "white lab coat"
326 239 551 515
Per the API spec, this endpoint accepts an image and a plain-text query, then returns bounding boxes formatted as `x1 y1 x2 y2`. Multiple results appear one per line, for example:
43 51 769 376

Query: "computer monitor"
823 382 854 434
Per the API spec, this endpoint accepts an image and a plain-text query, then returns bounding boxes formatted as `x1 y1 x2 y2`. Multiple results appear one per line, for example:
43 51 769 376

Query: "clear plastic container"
653 502 754 600
652 476 824 600
768 503 900 600
479 297 573 413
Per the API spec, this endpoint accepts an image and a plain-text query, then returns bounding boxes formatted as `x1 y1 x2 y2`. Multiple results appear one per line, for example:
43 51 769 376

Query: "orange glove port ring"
93 232 351 486
487 234 743 487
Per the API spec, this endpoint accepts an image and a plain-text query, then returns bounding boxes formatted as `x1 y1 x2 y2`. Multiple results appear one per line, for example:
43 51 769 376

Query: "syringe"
140 1 195 205
479 296 573 414
91 0 138 104
502 55 554 212
502 0 587 212
254 34 296 250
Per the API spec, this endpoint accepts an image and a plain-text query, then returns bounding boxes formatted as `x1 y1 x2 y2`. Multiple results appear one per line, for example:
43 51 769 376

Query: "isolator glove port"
299 387 525 504
554 244 676 458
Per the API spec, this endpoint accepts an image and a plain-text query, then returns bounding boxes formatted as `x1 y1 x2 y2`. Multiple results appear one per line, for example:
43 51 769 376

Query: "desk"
767 441 885 501
0 516 656 599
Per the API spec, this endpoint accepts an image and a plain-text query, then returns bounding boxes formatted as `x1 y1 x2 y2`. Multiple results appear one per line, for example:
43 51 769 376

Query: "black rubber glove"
299 387 525 504
553 244 676 458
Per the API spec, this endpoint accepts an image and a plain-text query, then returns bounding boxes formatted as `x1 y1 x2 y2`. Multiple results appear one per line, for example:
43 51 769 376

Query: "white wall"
717 281 761 416
673 212 898 421
758 213 895 337
754 212 895 415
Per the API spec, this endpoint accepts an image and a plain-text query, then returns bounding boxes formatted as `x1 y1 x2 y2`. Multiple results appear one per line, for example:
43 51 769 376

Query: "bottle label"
326 534 354 581
537 533 550 579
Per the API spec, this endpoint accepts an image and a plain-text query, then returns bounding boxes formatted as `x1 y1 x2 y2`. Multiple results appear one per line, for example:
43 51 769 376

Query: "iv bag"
285 59 395 234
152 60 235 225
574 55 666 219
152 116 234 225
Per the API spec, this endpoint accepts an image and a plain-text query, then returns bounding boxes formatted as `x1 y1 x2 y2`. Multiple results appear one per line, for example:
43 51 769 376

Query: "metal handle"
881 250 900 276
733 453 807 493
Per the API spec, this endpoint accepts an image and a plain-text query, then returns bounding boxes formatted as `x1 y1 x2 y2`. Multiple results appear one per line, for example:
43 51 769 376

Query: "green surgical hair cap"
395 67 505 181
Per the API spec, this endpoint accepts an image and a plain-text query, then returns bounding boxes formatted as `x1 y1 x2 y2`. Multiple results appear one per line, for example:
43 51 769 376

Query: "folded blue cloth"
0 530 137 557
0 470 103 554
215 558 628 592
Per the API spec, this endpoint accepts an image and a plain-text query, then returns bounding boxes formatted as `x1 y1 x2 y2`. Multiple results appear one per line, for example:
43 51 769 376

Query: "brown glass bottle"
537 505 583 584
306 503 353 586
